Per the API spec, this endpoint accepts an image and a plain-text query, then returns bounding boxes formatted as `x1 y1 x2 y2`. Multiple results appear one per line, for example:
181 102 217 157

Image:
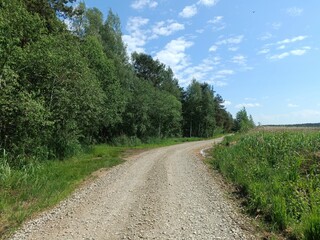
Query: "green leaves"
234 107 255 132
0 1 233 164
182 80 229 137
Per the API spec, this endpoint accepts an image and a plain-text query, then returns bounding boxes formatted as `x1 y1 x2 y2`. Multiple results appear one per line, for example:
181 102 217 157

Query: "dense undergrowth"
210 129 320 239
0 137 202 239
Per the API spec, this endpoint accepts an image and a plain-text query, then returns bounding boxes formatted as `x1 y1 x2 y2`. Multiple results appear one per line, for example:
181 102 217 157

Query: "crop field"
210 128 320 239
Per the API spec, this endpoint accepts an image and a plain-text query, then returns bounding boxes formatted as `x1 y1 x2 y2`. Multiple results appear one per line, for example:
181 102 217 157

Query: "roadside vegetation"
0 0 256 238
0 0 234 166
210 128 320 239
0 137 204 238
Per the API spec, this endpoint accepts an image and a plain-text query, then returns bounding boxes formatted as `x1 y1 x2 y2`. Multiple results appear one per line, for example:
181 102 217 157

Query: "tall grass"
210 130 320 239
0 145 124 239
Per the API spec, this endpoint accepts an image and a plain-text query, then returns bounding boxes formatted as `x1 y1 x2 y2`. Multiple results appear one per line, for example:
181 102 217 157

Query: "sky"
82 0 320 125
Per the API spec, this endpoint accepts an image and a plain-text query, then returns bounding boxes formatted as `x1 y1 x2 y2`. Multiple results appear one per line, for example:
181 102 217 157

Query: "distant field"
261 123 320 131
210 129 320 239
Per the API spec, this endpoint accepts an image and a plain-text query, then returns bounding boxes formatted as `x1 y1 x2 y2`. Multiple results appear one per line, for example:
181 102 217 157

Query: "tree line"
0 0 254 165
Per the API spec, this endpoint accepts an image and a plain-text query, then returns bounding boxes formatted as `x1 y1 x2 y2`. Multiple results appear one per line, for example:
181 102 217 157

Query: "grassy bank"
0 137 203 239
0 145 124 239
209 130 320 239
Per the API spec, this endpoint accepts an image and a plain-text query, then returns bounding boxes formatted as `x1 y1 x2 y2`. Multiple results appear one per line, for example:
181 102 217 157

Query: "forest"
0 0 255 166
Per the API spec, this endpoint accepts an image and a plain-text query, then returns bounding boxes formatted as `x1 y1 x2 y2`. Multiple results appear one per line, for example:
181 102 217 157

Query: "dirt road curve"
11 138 257 240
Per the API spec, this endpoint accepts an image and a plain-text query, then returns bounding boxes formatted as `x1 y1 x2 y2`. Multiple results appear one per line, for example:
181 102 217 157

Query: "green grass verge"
0 145 124 239
0 137 205 239
209 130 320 239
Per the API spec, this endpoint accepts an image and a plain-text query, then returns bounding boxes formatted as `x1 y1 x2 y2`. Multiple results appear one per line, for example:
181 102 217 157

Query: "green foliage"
149 90 182 137
0 1 237 237
19 33 105 158
214 94 234 132
182 79 232 137
100 9 127 64
81 35 125 128
1 0 234 162
132 52 165 87
233 107 255 132
131 52 182 98
210 130 320 239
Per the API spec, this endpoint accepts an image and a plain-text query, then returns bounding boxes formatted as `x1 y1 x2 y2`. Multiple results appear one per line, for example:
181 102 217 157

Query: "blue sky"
82 0 320 125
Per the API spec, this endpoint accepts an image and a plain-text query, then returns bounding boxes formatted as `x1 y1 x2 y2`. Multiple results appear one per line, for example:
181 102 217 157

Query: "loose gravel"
10 139 258 240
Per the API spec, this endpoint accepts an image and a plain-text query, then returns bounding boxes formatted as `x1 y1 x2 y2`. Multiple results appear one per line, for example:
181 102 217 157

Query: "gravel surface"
10 138 258 240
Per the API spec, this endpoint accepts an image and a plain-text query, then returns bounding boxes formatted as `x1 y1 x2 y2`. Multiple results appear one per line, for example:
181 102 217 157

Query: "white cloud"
277 45 286 50
223 101 232 106
228 47 238 52
287 7 304 17
122 17 150 54
64 18 73 31
257 49 270 55
269 52 290 60
288 103 299 108
216 35 244 45
262 36 309 60
152 20 184 38
198 0 219 6
155 37 193 76
131 0 158 9
209 16 223 24
290 49 306 56
236 103 261 109
269 46 310 60
214 81 228 87
181 57 218 84
179 5 198 18
262 35 308 51
272 22 282 30
126 16 149 32
209 45 218 52
277 35 307 45
123 35 145 54
245 97 257 101
259 32 273 41
217 69 234 75
177 56 224 86
208 16 226 31
232 55 247 65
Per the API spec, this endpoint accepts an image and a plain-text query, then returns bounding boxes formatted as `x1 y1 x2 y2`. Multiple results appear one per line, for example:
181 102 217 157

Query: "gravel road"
10 138 258 240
